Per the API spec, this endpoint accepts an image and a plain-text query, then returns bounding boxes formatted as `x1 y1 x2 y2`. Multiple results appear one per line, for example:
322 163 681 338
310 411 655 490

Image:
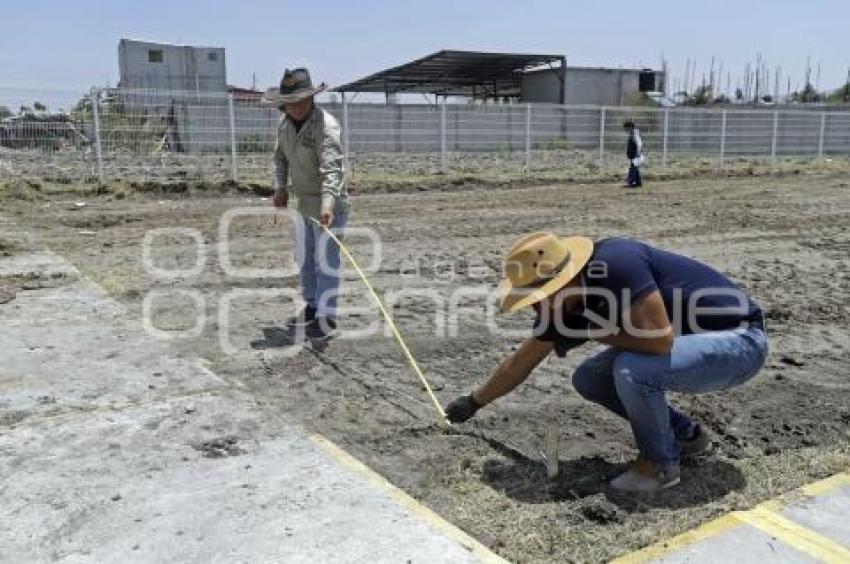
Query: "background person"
263 68 349 343
623 120 644 187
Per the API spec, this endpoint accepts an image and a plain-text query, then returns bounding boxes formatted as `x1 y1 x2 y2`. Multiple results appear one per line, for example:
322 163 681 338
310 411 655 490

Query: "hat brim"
498 236 594 313
261 84 327 106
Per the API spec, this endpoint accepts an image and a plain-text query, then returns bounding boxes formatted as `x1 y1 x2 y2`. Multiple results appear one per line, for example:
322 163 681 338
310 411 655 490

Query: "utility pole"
691 59 697 96
709 56 716 96
717 60 724 98
774 66 781 104
845 67 850 103
754 53 762 103
726 70 731 101
816 62 821 93
805 56 812 88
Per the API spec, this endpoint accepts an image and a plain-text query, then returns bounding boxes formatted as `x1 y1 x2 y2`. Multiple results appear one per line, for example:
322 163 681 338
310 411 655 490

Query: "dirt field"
3 169 850 562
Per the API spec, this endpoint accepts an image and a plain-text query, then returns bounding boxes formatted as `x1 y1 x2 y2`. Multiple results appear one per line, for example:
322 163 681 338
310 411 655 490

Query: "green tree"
0 106 12 119
793 83 821 103
826 84 850 104
33 101 47 112
683 85 713 106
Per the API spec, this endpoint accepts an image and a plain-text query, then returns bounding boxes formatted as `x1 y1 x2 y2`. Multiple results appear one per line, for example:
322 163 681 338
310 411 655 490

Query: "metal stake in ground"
308 217 451 427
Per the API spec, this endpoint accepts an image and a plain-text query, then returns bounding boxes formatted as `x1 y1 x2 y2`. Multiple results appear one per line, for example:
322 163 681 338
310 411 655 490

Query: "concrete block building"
522 66 665 106
118 39 227 93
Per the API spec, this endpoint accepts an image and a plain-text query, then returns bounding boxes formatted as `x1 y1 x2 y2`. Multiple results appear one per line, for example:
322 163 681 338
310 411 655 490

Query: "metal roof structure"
333 50 566 102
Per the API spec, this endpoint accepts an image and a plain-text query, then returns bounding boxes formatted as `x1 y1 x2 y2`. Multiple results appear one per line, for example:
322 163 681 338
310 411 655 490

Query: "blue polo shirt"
533 238 763 355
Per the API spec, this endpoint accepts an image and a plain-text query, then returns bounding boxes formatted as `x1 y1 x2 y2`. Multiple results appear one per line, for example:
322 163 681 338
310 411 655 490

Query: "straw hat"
499 232 594 313
262 68 327 106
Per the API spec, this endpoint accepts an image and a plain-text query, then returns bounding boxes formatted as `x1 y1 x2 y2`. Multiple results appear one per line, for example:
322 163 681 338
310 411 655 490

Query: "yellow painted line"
613 469 850 563
800 472 850 497
610 514 742 563
733 505 850 563
308 432 509 564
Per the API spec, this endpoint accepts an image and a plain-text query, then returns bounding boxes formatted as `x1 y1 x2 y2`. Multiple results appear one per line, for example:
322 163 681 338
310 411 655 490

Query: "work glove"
445 394 483 424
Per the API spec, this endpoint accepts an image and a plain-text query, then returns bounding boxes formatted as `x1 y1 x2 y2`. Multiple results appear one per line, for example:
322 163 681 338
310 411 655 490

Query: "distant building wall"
118 39 226 93
520 70 564 103
522 67 663 106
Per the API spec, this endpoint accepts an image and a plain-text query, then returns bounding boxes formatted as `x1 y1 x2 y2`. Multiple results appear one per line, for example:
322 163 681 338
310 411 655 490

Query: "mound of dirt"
0 178 44 201
0 271 74 305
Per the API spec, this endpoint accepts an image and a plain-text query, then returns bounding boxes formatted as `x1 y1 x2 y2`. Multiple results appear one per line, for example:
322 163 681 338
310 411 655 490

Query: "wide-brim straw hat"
262 67 327 106
499 232 594 313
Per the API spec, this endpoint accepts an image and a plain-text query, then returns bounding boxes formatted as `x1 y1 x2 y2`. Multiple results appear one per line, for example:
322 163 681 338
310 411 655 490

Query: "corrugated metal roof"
333 50 565 98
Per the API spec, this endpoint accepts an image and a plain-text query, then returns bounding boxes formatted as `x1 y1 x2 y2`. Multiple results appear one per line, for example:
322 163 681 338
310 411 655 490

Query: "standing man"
623 120 643 188
445 233 768 493
263 68 349 343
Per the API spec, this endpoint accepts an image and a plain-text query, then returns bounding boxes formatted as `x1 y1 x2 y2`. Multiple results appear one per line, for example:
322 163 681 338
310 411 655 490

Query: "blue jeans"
295 208 348 319
572 325 768 468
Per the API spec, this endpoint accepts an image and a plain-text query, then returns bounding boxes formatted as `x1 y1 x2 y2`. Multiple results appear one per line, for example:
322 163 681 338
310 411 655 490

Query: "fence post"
771 110 779 165
440 99 447 173
342 93 351 179
719 109 727 168
662 109 669 167
524 103 532 172
818 112 826 159
227 93 238 182
599 107 606 167
90 87 104 185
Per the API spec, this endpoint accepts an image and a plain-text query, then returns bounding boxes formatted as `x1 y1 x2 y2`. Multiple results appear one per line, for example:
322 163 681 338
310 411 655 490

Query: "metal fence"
2 86 849 185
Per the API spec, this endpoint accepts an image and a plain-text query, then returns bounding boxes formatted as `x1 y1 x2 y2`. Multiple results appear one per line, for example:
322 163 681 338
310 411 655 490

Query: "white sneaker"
610 458 681 493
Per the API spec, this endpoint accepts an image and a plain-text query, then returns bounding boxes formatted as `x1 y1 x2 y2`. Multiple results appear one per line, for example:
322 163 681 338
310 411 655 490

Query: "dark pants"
627 163 642 187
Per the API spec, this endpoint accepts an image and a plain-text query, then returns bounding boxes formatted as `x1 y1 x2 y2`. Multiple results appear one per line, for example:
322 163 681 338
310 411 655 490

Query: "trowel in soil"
541 423 560 479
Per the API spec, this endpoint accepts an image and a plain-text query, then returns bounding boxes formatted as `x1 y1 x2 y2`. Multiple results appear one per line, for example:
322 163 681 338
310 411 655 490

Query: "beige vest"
273 107 348 218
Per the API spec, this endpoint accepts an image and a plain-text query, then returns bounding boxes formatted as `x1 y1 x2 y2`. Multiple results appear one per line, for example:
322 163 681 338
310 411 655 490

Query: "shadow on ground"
250 326 298 350
480 454 745 513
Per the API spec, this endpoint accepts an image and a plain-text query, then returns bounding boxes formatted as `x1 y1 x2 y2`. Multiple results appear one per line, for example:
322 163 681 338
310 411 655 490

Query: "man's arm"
318 117 344 225
444 338 553 423
272 132 289 208
473 338 554 404
594 289 673 354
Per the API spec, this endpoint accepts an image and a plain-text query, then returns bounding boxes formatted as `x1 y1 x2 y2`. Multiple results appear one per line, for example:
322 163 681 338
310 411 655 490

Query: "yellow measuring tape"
308 217 450 426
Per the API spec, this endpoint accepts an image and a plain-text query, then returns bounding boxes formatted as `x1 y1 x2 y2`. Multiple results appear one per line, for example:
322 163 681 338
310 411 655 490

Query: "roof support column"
559 56 566 105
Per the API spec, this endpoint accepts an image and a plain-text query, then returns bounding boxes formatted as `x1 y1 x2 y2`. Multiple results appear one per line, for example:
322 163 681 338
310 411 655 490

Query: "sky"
1 0 849 106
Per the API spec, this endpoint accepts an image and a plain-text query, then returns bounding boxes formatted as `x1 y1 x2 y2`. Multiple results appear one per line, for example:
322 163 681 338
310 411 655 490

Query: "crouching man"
263 68 349 343
445 234 768 493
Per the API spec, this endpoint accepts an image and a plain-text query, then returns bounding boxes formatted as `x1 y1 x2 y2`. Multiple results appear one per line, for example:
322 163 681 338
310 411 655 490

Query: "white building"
118 39 227 93
522 66 665 106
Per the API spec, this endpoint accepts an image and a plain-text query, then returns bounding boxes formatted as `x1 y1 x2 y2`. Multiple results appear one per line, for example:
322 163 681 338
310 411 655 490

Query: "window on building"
208 52 218 62
148 50 163 63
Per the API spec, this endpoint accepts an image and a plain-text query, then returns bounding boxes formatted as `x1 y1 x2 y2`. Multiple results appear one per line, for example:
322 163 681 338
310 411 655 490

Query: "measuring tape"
308 217 451 427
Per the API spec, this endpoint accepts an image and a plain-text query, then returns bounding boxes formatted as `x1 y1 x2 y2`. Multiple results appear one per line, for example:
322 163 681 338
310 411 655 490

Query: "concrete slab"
617 475 850 563
779 485 850 551
0 247 496 563
0 279 227 421
0 395 481 563
653 522 820 564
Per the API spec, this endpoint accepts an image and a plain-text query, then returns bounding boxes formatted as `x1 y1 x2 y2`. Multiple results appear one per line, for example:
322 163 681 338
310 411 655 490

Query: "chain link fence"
2 86 849 185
